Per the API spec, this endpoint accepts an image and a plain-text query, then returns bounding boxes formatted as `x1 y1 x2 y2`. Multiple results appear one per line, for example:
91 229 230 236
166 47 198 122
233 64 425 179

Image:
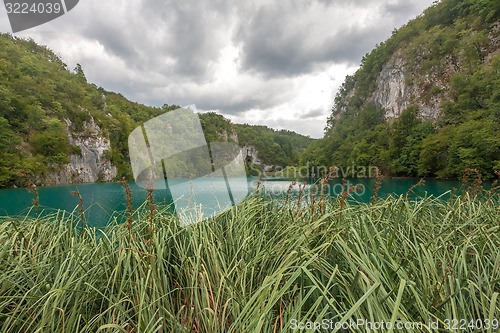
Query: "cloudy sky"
1 0 435 138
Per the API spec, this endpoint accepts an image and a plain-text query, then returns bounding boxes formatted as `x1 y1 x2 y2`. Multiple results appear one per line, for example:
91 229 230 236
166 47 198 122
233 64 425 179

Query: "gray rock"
45 116 117 185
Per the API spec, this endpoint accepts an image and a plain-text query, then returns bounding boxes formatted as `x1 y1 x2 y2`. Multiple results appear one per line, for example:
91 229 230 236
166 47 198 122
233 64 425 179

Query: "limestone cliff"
367 22 499 120
370 53 448 119
315 0 500 179
43 117 117 185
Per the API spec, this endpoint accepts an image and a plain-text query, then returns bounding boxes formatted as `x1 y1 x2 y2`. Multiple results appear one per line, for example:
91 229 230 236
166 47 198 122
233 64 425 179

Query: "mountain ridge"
0 34 314 188
303 0 500 179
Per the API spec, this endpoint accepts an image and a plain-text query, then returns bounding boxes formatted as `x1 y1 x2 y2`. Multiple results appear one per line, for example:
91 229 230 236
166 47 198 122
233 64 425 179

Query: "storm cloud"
0 0 435 138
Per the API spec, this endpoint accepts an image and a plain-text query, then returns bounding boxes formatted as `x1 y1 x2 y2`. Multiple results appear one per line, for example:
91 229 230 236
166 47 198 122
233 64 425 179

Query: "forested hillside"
0 33 183 187
0 34 313 187
199 112 314 169
304 0 500 179
235 124 313 167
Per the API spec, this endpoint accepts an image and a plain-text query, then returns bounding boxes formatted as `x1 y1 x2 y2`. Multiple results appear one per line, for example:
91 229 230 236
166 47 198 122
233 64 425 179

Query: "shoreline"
1 175 492 191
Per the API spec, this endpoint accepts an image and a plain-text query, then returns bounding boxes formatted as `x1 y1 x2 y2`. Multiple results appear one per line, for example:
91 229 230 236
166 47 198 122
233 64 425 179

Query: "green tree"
30 119 70 165
73 63 87 82
0 117 20 186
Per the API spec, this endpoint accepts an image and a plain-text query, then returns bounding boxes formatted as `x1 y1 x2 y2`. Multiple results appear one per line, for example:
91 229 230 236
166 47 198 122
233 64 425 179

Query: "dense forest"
0 34 313 187
303 0 500 179
235 124 313 167
200 112 314 168
197 112 315 177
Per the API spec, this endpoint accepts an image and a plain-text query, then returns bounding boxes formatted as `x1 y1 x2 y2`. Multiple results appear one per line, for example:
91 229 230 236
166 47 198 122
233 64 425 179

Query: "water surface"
0 177 479 227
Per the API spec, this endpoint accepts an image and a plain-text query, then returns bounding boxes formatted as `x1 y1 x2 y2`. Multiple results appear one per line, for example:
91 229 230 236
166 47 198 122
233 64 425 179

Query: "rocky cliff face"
241 145 261 165
371 55 409 119
314 1 500 179
44 117 117 185
370 53 448 119
369 22 499 121
217 130 239 143
241 145 274 172
216 130 273 171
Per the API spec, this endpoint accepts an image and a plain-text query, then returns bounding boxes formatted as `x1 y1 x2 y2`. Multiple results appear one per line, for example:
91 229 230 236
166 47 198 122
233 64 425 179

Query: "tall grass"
0 192 499 332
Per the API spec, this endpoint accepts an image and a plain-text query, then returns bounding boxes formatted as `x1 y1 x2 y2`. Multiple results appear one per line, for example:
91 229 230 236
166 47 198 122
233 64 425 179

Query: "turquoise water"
0 182 160 228
0 178 482 227
256 177 466 203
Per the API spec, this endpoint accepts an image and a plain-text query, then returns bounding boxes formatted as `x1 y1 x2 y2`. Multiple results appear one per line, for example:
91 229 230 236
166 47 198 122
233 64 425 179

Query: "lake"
0 177 476 227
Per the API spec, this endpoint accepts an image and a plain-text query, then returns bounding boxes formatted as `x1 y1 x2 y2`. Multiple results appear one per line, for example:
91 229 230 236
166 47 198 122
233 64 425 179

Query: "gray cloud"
1 0 436 137
84 23 139 61
235 0 433 77
149 76 295 114
298 108 325 119
262 117 324 139
65 0 237 80
383 1 425 17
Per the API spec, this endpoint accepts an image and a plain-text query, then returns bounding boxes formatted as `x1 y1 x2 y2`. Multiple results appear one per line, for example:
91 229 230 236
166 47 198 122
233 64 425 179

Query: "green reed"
0 191 498 332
